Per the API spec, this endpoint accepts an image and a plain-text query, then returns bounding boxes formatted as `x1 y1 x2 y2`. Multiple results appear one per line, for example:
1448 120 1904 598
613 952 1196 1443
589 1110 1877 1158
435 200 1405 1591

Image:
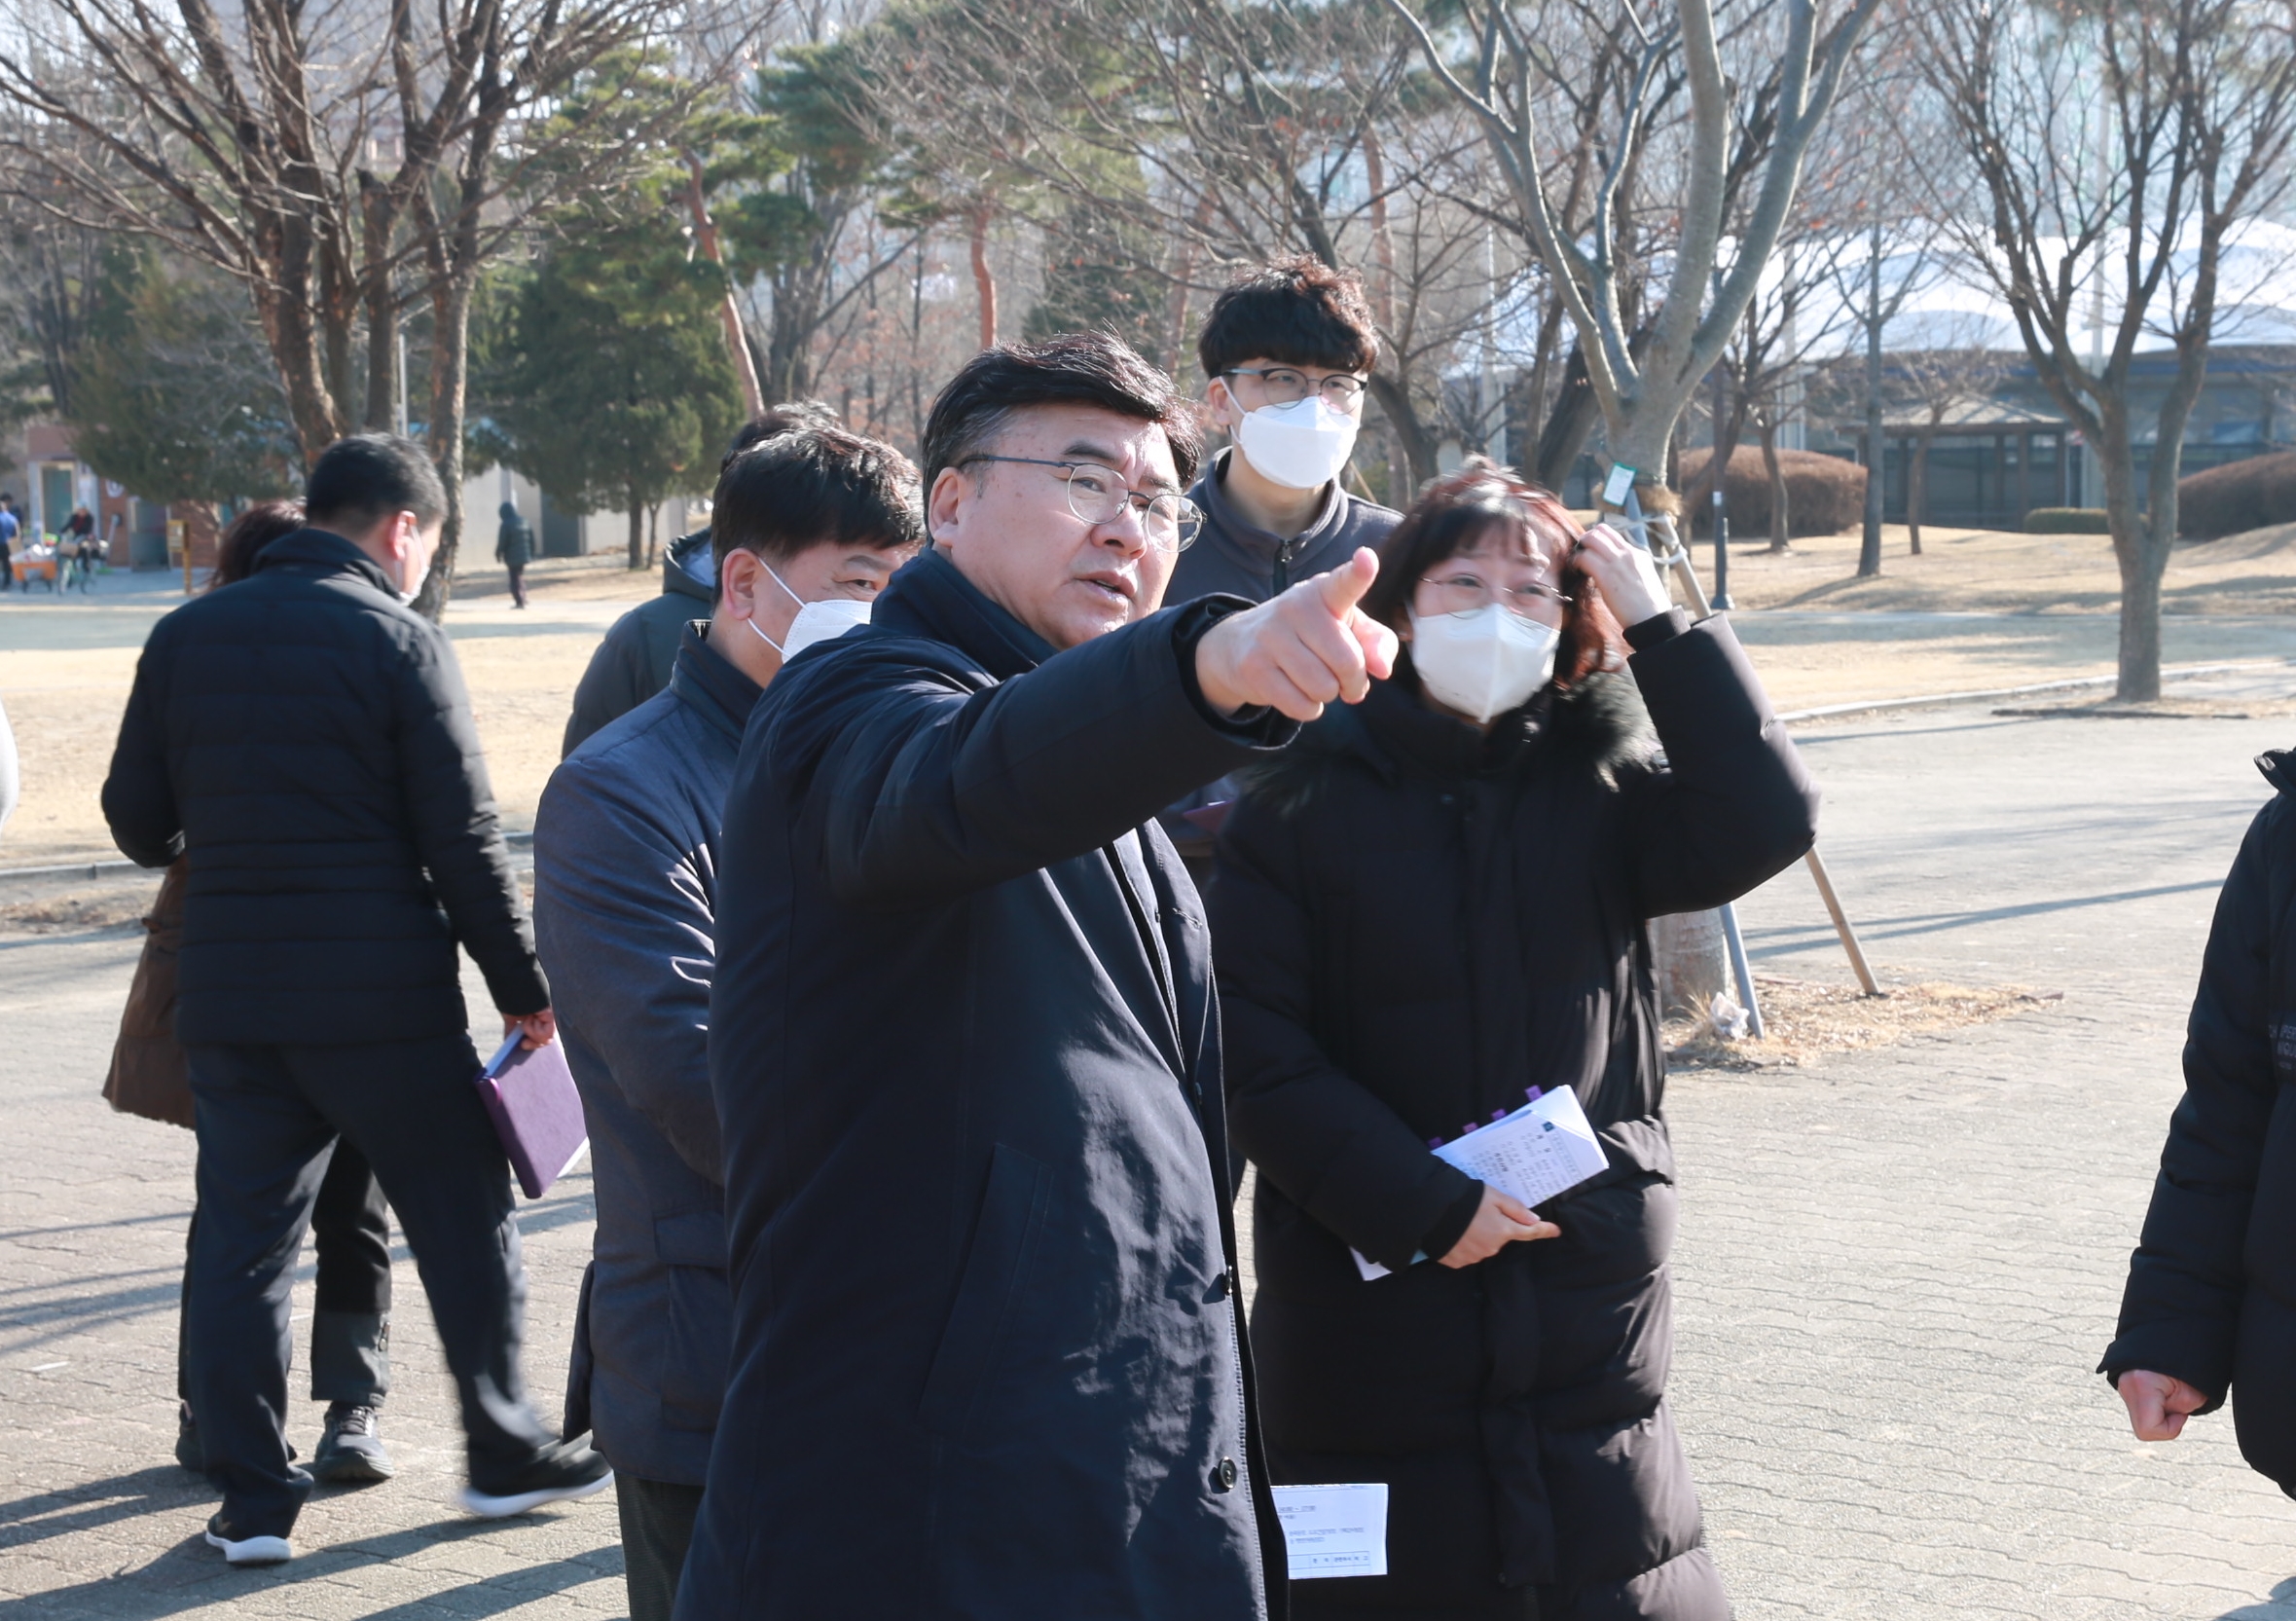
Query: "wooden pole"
1804 846 1879 995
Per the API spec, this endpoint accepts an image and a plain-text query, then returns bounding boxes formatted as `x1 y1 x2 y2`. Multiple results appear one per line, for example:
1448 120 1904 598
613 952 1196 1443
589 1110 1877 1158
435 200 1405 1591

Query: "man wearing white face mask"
1162 258 1402 874
1170 257 1401 608
532 424 924 1621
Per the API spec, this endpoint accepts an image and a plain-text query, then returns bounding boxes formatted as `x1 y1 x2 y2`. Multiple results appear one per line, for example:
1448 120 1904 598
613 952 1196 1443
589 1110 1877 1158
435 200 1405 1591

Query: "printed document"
1272 1483 1388 1578
1355 1086 1608 1280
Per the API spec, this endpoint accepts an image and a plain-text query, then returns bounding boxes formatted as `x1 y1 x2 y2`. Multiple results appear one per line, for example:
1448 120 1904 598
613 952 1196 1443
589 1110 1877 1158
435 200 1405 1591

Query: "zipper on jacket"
1270 534 1307 595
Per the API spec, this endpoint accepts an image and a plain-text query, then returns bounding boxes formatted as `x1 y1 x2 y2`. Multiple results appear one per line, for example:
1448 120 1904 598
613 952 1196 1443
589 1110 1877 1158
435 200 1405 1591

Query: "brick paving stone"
1667 677 2296 1619
0 923 618 1619
10 663 2296 1617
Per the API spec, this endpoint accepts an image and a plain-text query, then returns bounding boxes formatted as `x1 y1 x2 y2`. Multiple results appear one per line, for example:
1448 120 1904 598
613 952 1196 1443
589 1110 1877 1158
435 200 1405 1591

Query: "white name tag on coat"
1272 1482 1388 1578
1353 1087 1609 1281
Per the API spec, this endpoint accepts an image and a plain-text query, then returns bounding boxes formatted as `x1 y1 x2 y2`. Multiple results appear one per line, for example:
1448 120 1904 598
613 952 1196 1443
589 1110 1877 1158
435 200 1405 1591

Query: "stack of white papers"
1355 1087 1609 1280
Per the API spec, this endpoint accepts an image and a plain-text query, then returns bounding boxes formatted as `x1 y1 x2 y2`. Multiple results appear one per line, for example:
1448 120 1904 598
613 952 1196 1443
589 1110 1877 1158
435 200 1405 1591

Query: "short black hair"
721 400 842 473
305 433 447 534
1197 255 1379 383
920 333 1203 497
711 425 925 575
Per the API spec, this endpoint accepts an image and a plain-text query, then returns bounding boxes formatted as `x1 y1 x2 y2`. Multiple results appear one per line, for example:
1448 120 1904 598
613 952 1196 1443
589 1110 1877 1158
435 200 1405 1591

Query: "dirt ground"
2 525 2292 869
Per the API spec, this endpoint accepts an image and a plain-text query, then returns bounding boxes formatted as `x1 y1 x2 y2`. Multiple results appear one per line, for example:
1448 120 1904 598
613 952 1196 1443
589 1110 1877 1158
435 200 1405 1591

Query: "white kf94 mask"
1234 395 1361 492
749 563 872 662
1406 603 1560 723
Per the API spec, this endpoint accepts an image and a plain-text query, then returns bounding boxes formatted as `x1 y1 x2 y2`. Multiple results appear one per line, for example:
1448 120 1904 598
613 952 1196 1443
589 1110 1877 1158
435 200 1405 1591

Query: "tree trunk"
1533 344 1601 492
628 490 645 571
250 276 345 465
1760 415 1789 551
968 206 998 351
1858 227 1885 579
2091 406 2166 702
1367 372 1440 490
1908 426 1933 556
412 261 476 620
1654 909 1730 1021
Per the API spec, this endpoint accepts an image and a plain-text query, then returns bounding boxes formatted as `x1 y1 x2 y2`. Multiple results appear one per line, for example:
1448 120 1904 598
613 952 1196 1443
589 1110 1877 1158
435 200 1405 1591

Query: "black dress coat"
1211 613 1819 1621
534 625 759 1488
678 549 1295 1621
2103 748 2296 1494
100 530 546 1045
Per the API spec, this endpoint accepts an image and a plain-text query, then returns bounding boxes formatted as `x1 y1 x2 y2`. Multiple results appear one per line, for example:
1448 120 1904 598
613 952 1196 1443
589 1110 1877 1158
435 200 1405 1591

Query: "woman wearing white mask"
1210 462 1819 1621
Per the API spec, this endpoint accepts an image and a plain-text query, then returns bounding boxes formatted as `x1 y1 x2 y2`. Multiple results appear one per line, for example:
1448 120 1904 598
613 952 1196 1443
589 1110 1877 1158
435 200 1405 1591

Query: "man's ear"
1204 375 1239 434
927 466 969 552
719 546 763 623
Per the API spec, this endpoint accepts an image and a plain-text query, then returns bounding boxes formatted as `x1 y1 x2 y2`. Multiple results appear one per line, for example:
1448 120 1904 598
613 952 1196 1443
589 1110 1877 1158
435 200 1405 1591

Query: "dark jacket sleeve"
1616 612 1820 918
564 608 658 758
1213 792 1483 1271
101 626 186 868
532 757 721 1181
771 604 1293 911
2099 801 2284 1406
392 622 550 1017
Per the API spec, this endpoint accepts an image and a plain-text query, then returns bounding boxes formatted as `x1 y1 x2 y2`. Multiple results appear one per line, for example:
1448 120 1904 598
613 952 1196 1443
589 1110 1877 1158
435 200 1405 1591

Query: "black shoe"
459 1438 612 1518
310 1402 393 1484
203 1511 294 1565
175 1404 203 1473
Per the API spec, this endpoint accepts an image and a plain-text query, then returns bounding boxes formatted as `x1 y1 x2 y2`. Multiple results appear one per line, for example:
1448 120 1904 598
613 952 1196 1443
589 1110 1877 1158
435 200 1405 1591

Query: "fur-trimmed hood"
1235 667 1656 822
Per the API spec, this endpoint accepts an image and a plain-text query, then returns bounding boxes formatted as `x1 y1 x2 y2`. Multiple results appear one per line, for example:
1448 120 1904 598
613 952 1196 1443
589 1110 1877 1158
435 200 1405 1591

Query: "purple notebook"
477 1033 590 1198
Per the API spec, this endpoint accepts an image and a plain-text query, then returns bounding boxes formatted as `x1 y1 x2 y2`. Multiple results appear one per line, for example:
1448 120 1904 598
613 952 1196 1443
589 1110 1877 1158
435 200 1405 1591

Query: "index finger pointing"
1312 547 1381 615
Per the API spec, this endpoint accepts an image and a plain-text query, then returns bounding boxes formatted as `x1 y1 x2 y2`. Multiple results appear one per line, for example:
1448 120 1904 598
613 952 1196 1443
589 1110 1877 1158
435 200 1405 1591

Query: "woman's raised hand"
1439 1184 1561 1269
1573 523 1673 628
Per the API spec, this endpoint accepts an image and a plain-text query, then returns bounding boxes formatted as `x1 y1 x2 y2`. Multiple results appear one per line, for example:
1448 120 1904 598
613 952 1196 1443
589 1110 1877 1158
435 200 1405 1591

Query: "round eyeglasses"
1222 367 1368 411
961 456 1203 552
1418 571 1574 619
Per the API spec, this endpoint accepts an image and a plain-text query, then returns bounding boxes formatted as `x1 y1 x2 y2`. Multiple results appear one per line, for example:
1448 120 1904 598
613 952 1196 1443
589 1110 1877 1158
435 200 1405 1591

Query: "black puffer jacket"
2104 749 2296 1493
101 530 546 1046
1212 613 1818 1620
562 529 715 755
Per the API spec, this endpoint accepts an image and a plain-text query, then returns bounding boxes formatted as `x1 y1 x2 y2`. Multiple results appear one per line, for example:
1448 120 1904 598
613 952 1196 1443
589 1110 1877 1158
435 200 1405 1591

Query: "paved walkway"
1680 663 2296 1619
6 661 2296 1616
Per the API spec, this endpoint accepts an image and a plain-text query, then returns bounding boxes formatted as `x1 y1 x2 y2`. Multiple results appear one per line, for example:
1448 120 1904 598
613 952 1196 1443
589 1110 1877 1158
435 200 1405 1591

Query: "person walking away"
562 402 840 755
2103 746 2296 1492
103 500 398 1483
534 425 923 1621
101 433 610 1566
1212 464 1820 1620
495 501 535 608
681 333 1404 1619
0 493 18 593
1160 258 1400 878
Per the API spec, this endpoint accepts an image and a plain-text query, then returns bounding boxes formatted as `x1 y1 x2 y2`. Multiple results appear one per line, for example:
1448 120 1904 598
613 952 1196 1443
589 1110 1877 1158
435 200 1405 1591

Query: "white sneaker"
204 1514 294 1565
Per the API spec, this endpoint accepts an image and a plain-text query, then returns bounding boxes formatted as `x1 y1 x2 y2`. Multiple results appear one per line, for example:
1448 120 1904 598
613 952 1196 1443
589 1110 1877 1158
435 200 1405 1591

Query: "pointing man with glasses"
681 332 1401 1619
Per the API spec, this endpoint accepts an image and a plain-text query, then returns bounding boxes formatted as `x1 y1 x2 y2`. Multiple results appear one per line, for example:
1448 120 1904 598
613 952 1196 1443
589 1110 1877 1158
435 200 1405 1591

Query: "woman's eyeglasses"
1417 571 1574 619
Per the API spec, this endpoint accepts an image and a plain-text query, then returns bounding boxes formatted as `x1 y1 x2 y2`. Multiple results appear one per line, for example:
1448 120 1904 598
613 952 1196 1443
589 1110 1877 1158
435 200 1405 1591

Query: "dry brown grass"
1664 973 2064 1073
1707 520 2296 616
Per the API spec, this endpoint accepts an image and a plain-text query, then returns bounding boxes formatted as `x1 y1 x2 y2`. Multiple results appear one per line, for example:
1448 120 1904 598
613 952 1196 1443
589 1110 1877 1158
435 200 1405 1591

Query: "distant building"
1803 344 2296 530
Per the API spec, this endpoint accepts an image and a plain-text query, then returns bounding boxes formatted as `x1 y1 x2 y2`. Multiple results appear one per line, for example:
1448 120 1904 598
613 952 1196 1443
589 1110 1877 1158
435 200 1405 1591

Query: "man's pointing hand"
1194 548 1400 722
